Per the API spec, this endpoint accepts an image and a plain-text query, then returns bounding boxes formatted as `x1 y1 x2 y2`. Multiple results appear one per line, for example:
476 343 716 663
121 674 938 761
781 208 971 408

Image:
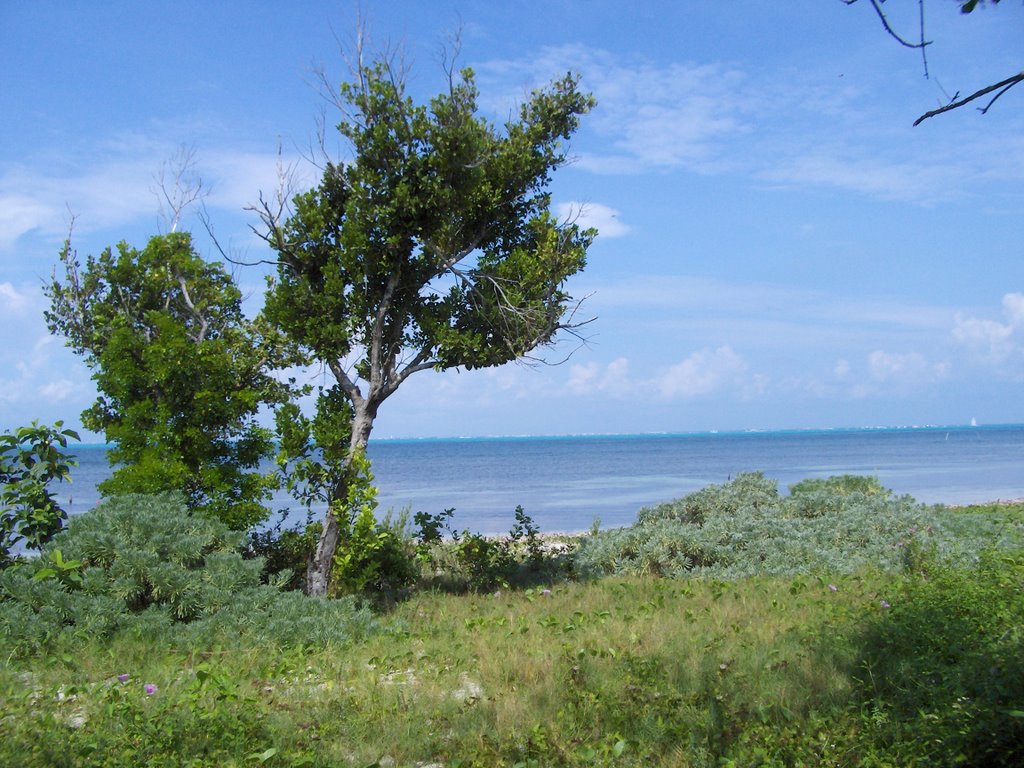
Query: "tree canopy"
257 56 595 595
46 232 292 529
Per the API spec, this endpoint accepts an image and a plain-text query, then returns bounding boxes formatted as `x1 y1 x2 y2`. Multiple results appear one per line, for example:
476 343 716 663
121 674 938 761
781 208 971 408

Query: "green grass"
4 559 1022 767
2 488 1022 766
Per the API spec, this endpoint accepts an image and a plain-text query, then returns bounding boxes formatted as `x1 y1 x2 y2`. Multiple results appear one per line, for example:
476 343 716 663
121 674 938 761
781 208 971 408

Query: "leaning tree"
256 54 595 595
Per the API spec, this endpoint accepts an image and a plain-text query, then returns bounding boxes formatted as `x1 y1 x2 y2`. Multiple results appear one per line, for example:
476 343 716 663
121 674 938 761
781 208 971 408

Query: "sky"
1 1 1023 440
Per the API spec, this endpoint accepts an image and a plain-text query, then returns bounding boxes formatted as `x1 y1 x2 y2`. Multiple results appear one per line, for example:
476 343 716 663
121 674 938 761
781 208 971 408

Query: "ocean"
57 424 1024 534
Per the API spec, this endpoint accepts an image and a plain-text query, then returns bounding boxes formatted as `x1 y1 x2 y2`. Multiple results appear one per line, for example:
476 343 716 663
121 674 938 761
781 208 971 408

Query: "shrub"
330 505 419 600
245 510 319 591
415 505 566 592
0 493 376 655
0 421 79 565
573 473 1024 580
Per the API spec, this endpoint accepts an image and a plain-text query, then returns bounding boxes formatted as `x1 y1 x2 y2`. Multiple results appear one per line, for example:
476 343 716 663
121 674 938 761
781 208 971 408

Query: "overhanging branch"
914 71 1024 125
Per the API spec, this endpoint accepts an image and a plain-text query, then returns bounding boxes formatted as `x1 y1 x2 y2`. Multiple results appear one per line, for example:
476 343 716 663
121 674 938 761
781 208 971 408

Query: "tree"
843 0 1022 124
45 232 292 529
256 53 595 596
0 421 78 565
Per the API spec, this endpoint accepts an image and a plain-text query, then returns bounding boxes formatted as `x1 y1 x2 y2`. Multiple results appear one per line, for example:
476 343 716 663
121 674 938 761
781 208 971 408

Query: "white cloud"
566 347 751 401
478 43 1021 205
0 282 33 314
867 350 947 383
0 137 313 256
952 292 1024 364
567 356 631 398
656 346 747 399
763 152 967 204
555 201 629 238
479 45 752 175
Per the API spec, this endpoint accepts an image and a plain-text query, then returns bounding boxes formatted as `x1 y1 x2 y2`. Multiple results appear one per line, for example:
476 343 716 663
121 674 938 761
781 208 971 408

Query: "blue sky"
2 1 1022 439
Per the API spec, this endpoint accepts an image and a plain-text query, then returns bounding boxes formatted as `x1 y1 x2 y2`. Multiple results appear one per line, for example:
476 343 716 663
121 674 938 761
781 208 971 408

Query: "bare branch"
153 145 206 233
914 71 1024 125
843 0 932 51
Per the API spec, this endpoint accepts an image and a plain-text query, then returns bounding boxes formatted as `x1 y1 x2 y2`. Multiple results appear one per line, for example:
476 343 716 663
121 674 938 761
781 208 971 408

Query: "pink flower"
117 674 130 683
827 584 838 592
541 589 552 597
879 600 891 610
144 683 158 695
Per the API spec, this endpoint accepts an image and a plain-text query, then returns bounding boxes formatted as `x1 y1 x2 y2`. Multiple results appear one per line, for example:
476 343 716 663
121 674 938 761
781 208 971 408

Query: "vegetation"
573 472 1023 580
0 493 375 656
0 421 78 566
256 50 595 595
1 477 1021 765
45 232 293 529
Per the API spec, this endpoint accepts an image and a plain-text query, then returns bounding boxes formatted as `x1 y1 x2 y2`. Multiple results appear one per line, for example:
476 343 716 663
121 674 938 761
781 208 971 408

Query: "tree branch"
843 0 932 50
914 71 1024 125
176 276 209 343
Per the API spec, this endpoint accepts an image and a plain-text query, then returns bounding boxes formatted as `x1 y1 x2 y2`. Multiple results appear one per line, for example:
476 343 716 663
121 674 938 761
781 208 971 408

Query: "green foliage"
0 421 79 564
852 551 1024 765
46 232 294 529
415 505 566 592
331 504 419 600
574 472 1024 580
327 450 419 599
245 510 319 591
0 494 375 656
2 561 1022 765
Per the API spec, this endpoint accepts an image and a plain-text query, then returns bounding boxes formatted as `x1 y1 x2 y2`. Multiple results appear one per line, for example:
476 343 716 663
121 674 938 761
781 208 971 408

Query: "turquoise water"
57 425 1024 533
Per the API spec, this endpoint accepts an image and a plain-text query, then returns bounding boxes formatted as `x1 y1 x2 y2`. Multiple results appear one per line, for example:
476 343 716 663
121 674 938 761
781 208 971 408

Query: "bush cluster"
414 504 568 592
573 472 1024 579
0 493 375 656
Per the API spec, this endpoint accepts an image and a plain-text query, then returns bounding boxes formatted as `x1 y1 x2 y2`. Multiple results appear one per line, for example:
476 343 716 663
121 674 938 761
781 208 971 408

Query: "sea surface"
57 424 1024 534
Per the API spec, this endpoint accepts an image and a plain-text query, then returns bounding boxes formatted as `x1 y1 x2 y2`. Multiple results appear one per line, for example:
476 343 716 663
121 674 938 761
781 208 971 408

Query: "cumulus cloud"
867 350 948 383
952 292 1024 364
566 346 752 401
555 202 630 238
656 346 747 399
567 357 631 398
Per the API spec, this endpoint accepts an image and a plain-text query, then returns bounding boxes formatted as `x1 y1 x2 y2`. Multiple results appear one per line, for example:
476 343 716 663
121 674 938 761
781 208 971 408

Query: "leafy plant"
0 421 79 565
0 493 376 656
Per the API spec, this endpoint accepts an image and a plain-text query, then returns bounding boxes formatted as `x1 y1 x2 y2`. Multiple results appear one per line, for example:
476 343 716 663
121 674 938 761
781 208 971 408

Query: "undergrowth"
1 477 1021 765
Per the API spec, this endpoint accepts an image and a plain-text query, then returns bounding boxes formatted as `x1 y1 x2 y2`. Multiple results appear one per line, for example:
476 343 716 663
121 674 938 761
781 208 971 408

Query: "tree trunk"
305 404 377 596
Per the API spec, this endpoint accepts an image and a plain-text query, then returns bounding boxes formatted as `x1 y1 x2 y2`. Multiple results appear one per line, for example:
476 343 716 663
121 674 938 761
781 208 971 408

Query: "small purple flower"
144 683 158 695
541 589 552 597
879 600 891 610
827 584 838 592
117 674 130 683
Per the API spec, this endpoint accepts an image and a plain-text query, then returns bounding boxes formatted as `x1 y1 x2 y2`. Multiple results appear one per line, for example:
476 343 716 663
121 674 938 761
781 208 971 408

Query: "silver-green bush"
0 493 376 655
574 472 1024 580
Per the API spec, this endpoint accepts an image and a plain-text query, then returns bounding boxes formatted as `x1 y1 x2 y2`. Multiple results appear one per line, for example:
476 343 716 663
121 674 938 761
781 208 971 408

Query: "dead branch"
154 145 205 233
914 71 1024 125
